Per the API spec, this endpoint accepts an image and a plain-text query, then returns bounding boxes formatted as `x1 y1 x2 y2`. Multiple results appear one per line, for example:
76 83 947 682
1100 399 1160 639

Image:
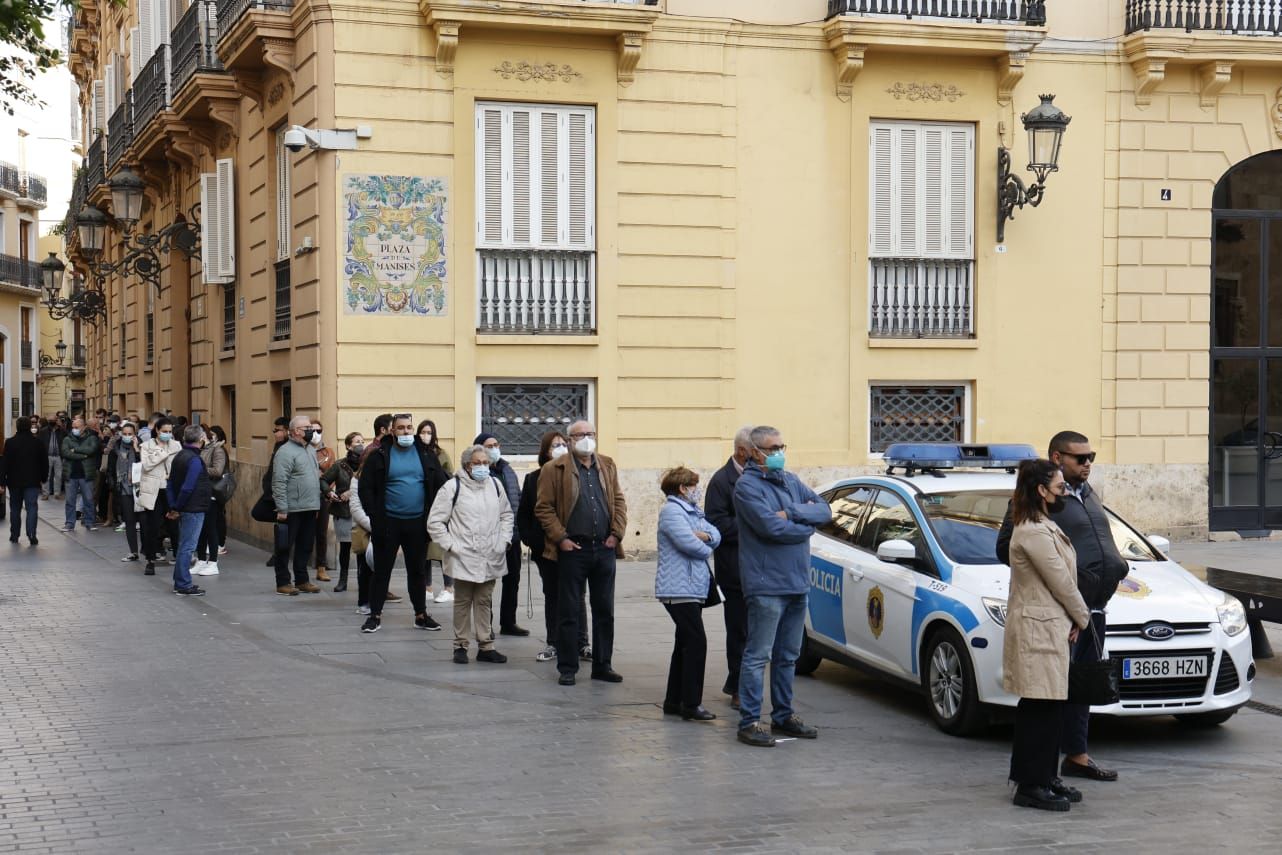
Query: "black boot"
333 567 348 593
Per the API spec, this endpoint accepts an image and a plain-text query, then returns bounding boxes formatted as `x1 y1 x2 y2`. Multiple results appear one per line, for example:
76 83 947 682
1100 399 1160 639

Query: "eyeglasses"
756 444 786 454
569 431 596 439
1060 451 1096 465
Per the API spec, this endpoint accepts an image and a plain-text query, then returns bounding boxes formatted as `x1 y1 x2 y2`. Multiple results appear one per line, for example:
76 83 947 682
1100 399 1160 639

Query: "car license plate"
1121 656 1207 680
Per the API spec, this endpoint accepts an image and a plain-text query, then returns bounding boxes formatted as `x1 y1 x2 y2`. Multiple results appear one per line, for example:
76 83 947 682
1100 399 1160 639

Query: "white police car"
798 443 1255 736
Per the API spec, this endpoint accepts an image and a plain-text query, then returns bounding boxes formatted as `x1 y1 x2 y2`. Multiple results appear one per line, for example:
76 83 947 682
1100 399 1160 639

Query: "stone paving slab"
0 501 1279 853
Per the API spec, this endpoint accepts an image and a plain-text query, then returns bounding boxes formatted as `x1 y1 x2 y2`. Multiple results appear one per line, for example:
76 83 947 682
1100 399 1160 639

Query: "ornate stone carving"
617 32 644 85
494 61 582 83
885 82 965 102
828 36 865 100
1131 57 1166 106
434 20 460 74
996 51 1027 107
267 81 287 106
1197 60 1232 107
1272 86 1282 139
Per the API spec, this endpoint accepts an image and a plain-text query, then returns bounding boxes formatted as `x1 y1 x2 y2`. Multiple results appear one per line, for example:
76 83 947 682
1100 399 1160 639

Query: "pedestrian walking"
272 415 324 595
321 431 364 593
656 466 721 722
732 425 831 747
194 426 229 576
164 424 211 597
40 415 66 499
139 417 181 575
517 430 590 663
107 422 142 561
996 431 1128 782
428 444 514 664
475 432 528 636
704 425 753 711
61 415 100 531
2 417 45 545
310 419 335 583
534 419 628 686
355 413 449 633
417 419 454 603
1004 458 1091 811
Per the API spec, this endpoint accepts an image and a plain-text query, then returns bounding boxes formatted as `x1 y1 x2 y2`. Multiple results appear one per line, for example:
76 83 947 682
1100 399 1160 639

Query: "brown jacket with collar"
534 451 627 561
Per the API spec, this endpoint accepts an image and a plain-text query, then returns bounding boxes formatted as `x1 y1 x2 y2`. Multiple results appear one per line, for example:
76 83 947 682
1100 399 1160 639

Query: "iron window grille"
222 284 236 351
480 382 590 456
870 385 967 453
272 260 290 341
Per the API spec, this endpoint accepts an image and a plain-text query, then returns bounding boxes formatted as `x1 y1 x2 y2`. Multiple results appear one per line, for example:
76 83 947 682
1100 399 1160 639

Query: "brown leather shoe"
385 591 402 602
1061 757 1118 781
315 567 331 582
275 585 299 596
296 582 321 594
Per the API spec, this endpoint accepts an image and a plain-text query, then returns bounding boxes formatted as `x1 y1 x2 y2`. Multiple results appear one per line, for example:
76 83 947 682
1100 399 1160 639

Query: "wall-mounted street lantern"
997 94 1071 243
41 251 107 324
39 339 68 367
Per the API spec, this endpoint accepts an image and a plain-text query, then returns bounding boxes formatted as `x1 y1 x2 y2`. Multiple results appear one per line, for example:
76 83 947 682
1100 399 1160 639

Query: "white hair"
733 425 754 451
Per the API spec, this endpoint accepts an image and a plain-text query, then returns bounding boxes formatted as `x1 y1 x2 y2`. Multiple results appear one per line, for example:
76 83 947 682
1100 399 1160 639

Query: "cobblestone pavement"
3 503 1282 854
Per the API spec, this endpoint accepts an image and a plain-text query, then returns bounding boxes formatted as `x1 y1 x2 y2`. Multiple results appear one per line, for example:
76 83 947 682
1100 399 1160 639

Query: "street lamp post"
39 339 69 367
997 94 1072 243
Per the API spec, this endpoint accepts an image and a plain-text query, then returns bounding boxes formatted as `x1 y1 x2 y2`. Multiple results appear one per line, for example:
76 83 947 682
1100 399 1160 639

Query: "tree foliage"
0 0 68 115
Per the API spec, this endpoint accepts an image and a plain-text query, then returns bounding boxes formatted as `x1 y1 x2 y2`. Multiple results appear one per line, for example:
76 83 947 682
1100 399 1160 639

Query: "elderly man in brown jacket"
535 419 627 686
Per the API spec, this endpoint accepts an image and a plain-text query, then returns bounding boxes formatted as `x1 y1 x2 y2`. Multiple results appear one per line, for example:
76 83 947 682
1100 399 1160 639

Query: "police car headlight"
1216 593 1247 637
982 597 1007 627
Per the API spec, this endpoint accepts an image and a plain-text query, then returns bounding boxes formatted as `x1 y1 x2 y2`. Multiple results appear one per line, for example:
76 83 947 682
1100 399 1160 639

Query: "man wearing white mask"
474 432 528 636
535 420 628 686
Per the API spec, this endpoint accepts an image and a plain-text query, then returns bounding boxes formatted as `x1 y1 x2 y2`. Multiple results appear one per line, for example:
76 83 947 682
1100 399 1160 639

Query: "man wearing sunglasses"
996 431 1129 783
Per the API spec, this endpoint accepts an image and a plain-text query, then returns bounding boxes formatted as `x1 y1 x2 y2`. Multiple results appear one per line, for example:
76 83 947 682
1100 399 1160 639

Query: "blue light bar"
884 443 1038 475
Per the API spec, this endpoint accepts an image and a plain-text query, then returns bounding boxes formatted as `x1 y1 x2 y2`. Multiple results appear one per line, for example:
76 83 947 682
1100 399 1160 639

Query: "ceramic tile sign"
343 175 448 316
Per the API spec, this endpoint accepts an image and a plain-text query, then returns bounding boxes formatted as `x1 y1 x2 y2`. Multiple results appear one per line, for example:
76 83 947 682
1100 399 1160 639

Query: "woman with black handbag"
1004 458 1092 812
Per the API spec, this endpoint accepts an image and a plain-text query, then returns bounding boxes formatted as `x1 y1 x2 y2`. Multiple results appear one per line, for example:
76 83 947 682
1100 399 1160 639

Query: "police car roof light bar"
884 443 1039 476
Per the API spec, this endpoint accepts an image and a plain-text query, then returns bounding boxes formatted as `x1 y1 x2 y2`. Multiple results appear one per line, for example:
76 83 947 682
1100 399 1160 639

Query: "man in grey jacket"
272 415 324 595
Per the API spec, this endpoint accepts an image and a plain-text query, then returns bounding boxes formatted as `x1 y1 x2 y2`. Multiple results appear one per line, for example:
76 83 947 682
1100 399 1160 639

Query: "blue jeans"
738 593 808 730
64 477 96 528
174 512 206 591
9 487 39 541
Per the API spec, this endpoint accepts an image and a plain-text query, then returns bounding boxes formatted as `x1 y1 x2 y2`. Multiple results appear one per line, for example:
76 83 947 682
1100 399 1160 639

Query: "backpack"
444 474 501 530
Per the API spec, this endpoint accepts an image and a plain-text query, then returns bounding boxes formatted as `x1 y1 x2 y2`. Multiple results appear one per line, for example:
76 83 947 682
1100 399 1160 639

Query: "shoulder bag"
1067 621 1119 706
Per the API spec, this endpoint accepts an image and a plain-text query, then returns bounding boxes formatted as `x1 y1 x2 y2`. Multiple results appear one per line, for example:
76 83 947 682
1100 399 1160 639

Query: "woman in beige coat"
427 444 513 665
1004 458 1092 813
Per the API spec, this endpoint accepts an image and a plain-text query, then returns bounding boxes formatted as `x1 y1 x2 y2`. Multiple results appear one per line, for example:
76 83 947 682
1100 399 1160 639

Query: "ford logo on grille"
1141 621 1176 641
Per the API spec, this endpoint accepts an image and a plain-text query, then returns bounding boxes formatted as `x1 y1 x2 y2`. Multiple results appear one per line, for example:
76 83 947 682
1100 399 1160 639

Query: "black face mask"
1047 496 1065 514
346 449 363 466
303 429 316 444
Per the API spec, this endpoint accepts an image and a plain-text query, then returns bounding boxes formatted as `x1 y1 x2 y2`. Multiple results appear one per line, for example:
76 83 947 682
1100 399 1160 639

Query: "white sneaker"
356 604 371 615
535 645 556 662
434 589 454 604
195 562 220 576
218 545 228 555
191 560 208 574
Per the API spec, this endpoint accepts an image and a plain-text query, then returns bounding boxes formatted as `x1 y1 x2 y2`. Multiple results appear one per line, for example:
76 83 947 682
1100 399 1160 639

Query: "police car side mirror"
877 539 916 564
1147 534 1170 555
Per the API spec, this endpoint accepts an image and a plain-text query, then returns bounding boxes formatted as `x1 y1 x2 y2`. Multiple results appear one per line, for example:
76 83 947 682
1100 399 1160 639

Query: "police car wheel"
795 633 823 676
1174 709 1237 728
922 627 985 736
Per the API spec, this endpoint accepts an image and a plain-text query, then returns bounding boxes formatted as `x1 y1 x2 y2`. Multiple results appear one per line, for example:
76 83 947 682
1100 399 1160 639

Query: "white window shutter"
476 107 504 245
215 158 236 280
511 109 531 245
92 79 106 133
922 125 945 256
200 173 220 284
869 120 972 260
566 109 594 249
539 110 559 246
895 125 919 256
104 63 115 114
948 126 974 258
275 128 290 261
129 28 140 81
154 0 171 51
869 125 894 256
138 0 153 67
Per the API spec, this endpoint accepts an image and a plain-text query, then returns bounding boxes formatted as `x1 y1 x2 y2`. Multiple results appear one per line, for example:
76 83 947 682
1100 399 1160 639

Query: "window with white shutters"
475 102 596 333
275 126 290 262
199 158 235 284
868 120 975 338
92 79 106 133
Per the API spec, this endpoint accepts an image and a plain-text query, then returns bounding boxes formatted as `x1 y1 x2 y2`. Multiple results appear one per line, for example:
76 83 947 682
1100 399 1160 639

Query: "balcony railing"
106 94 133 169
217 0 294 39
20 341 33 370
1125 0 1282 34
0 254 43 290
477 249 596 334
19 172 47 205
0 161 18 196
133 47 171 134
73 344 87 367
869 258 974 338
173 0 223 94
827 0 1045 24
86 134 105 189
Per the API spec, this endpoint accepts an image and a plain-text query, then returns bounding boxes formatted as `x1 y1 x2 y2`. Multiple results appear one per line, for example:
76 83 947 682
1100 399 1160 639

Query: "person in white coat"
138 417 181 576
427 444 514 664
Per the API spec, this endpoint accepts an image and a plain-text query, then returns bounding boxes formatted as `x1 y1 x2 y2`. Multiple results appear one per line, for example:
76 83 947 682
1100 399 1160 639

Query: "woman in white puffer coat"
427 444 514 665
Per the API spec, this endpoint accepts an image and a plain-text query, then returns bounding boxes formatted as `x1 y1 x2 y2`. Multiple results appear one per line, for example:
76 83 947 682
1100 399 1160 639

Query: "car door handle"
848 567 864 581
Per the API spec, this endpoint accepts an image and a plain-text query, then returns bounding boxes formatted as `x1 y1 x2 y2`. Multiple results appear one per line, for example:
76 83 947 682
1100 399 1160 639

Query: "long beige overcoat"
1002 518 1092 700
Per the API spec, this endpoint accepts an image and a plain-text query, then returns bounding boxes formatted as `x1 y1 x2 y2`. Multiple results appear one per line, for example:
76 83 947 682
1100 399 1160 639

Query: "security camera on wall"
282 125 372 153
283 126 308 153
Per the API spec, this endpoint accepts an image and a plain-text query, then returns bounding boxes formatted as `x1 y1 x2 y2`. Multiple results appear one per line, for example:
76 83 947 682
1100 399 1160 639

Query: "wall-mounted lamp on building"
39 339 68 367
997 94 1071 243
41 252 107 324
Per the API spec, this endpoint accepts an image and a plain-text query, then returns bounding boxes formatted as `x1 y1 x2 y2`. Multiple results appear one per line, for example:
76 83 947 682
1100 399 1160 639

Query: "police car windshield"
916 491 1009 565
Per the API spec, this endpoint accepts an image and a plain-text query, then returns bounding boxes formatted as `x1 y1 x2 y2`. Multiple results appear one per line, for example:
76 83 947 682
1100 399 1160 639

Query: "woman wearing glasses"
1003 458 1091 812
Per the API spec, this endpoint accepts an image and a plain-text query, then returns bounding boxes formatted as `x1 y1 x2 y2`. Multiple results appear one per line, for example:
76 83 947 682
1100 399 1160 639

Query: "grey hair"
733 425 754 451
749 425 780 449
289 414 311 431
182 424 206 445
460 443 488 470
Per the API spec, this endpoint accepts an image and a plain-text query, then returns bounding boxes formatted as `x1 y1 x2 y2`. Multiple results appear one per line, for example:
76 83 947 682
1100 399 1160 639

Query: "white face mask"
485 446 501 464
574 436 596 456
550 445 568 459
310 431 322 447
686 486 703 506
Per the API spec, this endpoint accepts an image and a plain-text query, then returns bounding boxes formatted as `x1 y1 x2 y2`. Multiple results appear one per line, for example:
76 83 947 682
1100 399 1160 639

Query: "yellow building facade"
0 164 45 432
64 0 1282 549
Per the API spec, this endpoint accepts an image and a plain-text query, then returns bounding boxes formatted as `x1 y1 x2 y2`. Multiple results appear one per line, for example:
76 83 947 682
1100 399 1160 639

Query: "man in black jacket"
995 431 1129 783
2 417 46 545
39 416 67 499
165 425 212 597
356 414 449 634
704 426 754 710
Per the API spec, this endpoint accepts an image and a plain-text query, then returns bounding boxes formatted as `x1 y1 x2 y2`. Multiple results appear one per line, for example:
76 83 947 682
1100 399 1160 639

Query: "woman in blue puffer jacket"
655 466 722 722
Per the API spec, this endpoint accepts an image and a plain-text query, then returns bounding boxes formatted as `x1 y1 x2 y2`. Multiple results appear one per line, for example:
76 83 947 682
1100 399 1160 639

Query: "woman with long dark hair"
417 419 454 602
1004 458 1091 812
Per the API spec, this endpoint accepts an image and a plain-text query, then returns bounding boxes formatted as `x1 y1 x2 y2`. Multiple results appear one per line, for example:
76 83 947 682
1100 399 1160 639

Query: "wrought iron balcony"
477 249 596 334
0 253 43 290
827 0 1045 23
86 134 105 190
217 0 294 39
106 95 133 169
173 0 224 94
19 171 47 206
133 48 171 135
1125 0 1281 34
869 258 974 338
0 161 18 196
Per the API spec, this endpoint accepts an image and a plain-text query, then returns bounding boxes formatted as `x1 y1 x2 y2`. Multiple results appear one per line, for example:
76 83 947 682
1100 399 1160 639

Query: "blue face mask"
470 465 490 481
765 451 786 471
396 434 414 447
485 446 501 464
158 432 173 444
71 428 82 437
121 435 134 445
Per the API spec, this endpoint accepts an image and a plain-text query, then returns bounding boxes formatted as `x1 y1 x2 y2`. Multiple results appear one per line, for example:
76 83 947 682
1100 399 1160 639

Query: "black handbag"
702 569 722 609
250 491 276 523
1067 622 1119 706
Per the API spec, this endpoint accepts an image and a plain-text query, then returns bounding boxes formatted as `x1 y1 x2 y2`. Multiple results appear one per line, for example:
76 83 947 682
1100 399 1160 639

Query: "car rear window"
917 490 1010 565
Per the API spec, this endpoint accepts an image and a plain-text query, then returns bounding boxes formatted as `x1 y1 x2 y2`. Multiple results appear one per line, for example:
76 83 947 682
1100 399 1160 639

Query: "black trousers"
274 510 317 587
116 488 141 555
196 499 220 561
721 586 748 695
498 538 523 629
143 492 177 561
663 602 708 708
371 515 429 617
1062 610 1106 756
96 472 112 522
356 549 373 607
536 555 588 647
556 543 616 676
1010 697 1064 787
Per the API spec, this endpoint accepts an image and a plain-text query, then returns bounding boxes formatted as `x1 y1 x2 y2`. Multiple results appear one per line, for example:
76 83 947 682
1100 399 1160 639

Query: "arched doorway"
1210 152 1282 532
